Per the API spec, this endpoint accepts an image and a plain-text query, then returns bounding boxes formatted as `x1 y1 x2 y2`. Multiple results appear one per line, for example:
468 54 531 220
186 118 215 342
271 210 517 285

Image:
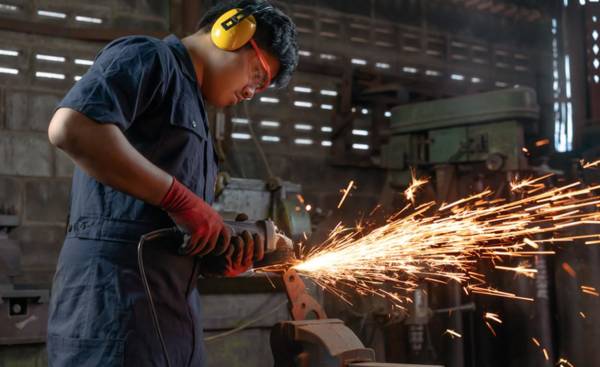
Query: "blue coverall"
47 34 218 367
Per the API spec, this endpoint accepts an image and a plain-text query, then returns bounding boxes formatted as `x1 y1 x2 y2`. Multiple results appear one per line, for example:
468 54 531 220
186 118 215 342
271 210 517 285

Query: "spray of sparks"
259 171 600 309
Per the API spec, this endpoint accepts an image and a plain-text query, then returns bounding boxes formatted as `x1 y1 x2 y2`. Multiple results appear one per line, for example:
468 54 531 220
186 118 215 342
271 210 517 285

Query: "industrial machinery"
381 87 540 187
213 175 312 243
201 177 441 366
378 87 553 367
200 176 314 366
0 213 50 346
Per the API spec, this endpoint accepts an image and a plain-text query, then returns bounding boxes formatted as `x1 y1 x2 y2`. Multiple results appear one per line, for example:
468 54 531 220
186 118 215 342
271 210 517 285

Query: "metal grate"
0 1 169 30
283 3 538 91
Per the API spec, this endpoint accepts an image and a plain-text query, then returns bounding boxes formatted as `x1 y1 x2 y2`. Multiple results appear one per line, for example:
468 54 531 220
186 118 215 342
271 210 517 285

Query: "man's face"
202 42 281 108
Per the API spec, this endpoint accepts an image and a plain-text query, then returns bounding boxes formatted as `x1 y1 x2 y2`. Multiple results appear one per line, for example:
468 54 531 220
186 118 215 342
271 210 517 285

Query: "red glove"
224 231 258 277
160 178 230 256
200 230 263 277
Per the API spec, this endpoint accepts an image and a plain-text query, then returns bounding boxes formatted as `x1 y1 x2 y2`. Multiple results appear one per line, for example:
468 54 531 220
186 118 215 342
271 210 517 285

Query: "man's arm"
48 107 172 205
49 107 232 256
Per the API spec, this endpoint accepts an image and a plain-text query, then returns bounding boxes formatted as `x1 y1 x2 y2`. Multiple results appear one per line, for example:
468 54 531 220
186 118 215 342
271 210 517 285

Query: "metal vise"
270 269 442 367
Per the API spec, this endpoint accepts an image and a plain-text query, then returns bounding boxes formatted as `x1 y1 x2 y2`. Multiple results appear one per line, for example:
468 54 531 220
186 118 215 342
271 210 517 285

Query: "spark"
468 286 533 301
557 358 575 367
369 204 382 216
404 169 428 204
561 263 577 278
581 285 599 297
543 348 549 361
258 177 600 309
484 321 497 336
532 337 540 347
495 265 538 275
444 329 462 338
510 173 553 192
484 312 503 324
337 180 355 209
579 312 586 319
581 159 600 169
535 138 550 147
524 238 540 249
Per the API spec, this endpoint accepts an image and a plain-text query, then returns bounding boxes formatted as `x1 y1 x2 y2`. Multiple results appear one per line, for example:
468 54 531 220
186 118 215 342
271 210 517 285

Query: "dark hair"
197 0 299 88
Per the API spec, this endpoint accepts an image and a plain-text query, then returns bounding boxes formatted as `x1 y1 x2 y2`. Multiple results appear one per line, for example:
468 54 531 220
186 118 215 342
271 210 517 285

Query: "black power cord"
137 226 287 366
137 228 178 367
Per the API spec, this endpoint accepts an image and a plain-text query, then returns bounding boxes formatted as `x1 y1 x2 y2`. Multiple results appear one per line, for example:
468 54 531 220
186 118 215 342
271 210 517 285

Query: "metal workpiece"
282 269 327 321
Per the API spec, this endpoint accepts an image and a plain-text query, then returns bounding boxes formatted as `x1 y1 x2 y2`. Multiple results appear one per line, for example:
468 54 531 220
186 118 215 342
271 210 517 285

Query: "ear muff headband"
210 3 273 51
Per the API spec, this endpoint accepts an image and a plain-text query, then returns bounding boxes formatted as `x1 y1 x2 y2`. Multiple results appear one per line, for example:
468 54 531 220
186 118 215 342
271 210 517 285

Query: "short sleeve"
58 37 166 131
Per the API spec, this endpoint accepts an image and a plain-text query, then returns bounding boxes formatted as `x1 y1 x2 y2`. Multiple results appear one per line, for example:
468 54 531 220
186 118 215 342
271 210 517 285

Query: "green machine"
213 176 312 242
379 88 542 365
382 87 540 186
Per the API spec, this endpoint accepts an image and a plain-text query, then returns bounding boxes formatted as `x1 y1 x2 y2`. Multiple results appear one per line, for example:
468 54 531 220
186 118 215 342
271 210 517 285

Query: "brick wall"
0 0 171 285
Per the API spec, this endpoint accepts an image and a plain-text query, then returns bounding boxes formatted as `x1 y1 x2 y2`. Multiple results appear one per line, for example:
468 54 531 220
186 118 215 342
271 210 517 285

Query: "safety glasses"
249 39 272 93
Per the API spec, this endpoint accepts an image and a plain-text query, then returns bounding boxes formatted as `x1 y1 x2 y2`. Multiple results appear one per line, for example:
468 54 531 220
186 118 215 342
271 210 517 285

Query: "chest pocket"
169 104 207 142
166 102 213 199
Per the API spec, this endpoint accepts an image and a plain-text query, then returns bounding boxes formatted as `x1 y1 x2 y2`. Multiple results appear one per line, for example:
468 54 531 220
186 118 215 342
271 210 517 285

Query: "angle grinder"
139 218 297 265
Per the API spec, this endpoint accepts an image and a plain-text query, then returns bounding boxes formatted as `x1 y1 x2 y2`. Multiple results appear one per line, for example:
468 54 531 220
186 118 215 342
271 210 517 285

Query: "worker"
45 0 298 365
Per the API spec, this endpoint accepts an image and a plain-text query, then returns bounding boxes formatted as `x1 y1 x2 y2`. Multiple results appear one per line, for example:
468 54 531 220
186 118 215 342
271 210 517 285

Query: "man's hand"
160 178 231 256
200 230 264 277
199 214 266 277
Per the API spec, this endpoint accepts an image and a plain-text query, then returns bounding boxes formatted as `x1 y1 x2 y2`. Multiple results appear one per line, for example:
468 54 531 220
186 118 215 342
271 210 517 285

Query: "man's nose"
241 85 256 100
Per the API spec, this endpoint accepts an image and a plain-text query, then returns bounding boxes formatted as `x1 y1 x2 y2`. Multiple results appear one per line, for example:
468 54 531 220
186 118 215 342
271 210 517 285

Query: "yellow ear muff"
211 8 257 51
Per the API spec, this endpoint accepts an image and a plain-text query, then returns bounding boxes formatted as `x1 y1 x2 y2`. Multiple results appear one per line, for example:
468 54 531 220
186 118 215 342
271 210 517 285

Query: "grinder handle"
177 219 281 256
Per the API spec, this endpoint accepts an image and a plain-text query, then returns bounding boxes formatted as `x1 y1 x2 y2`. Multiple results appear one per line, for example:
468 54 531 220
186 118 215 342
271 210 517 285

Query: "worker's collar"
164 34 197 82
